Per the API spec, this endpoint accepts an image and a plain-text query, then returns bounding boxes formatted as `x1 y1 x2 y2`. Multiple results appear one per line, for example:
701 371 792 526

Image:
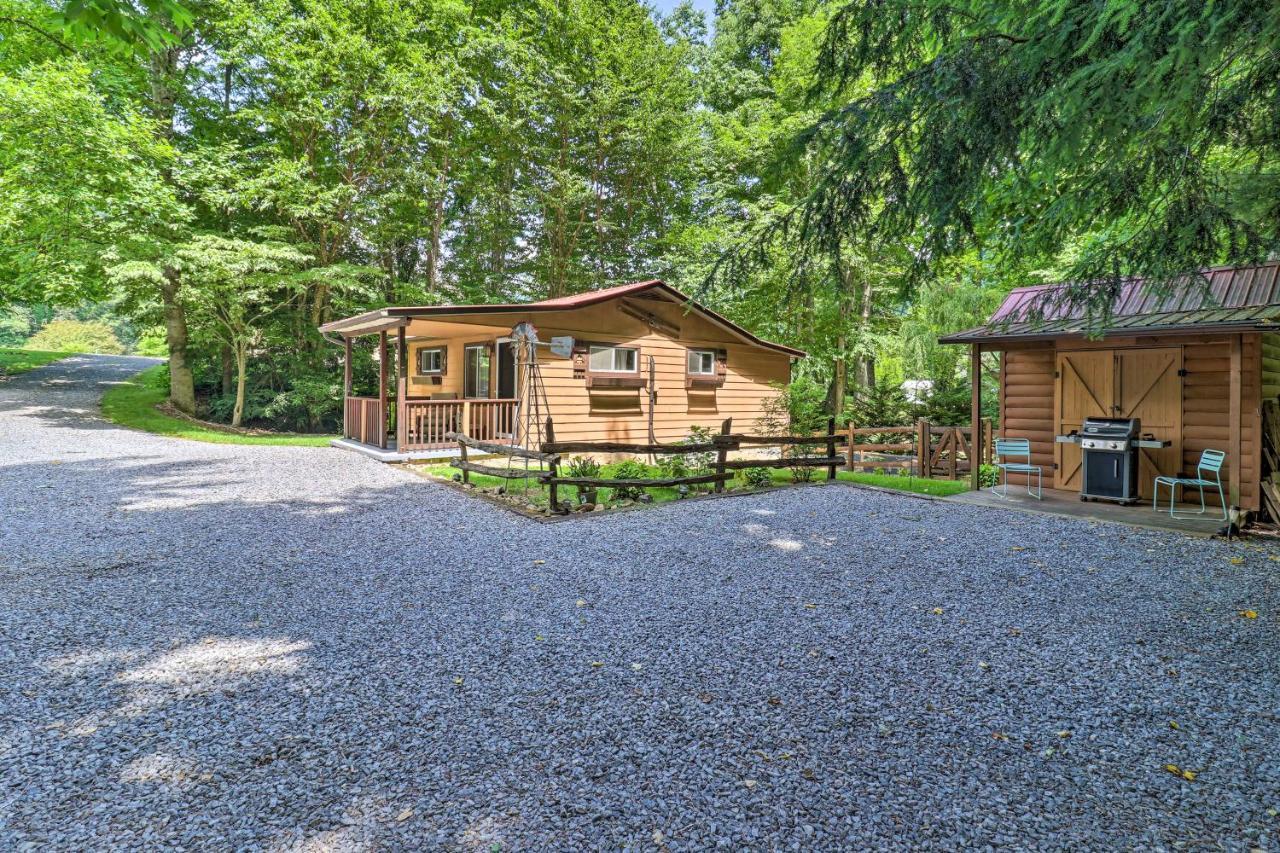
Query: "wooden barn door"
1116 348 1183 499
1055 350 1115 490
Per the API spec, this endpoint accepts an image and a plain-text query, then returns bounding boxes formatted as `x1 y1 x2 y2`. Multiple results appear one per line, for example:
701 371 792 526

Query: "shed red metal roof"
940 260 1280 344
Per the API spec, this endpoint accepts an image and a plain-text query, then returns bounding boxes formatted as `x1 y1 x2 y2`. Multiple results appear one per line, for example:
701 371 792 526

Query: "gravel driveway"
1 355 1277 850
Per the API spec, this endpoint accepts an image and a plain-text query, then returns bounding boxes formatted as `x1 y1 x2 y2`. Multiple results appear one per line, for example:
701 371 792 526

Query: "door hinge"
1177 368 1188 376
1053 371 1060 379
1052 462 1059 470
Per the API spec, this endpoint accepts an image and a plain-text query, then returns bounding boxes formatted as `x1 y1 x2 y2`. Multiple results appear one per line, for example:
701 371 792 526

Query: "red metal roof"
528 280 664 307
940 260 1280 344
991 260 1280 323
319 280 806 357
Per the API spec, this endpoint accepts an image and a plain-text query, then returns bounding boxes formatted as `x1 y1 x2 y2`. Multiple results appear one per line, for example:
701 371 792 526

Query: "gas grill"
1055 417 1170 504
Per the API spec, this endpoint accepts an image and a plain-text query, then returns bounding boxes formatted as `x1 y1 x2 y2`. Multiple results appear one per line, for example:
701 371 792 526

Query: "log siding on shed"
995 334 1263 509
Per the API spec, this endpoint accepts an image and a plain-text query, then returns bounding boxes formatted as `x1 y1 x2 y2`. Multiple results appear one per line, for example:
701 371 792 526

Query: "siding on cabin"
995 334 1262 510
402 297 794 446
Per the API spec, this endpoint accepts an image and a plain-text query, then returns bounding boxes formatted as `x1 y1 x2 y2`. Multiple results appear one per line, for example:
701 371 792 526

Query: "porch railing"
344 396 386 448
400 398 518 451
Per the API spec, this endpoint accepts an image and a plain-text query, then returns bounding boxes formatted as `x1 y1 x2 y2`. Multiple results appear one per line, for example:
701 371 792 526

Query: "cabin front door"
1055 347 1183 496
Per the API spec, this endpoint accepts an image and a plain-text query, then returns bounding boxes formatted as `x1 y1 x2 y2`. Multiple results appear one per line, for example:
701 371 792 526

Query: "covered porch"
329 314 520 457
944 485 1227 536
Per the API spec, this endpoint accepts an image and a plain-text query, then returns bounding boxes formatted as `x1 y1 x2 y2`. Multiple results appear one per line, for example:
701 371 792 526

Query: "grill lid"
1081 417 1141 439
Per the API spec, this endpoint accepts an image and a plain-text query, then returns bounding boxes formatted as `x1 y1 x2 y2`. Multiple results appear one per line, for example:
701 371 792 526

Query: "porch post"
1229 334 1242 506
970 344 981 491
343 335 352 438
396 326 408 450
378 330 388 449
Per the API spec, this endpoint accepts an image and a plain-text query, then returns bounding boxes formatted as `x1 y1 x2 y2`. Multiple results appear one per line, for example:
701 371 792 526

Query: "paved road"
1 356 1276 850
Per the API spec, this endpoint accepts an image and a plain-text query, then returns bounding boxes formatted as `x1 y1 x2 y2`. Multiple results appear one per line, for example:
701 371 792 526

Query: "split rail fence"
446 417 847 512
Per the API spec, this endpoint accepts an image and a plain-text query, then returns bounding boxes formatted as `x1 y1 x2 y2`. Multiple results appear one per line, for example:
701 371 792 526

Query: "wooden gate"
1055 348 1183 496
1055 350 1114 490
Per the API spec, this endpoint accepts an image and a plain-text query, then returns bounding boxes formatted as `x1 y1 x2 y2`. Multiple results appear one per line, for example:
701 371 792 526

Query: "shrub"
24 319 125 354
978 463 1000 488
608 459 649 501
261 378 342 433
742 466 772 489
564 456 602 499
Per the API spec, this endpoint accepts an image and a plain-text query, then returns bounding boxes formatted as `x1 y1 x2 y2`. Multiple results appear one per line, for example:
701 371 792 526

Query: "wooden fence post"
544 417 559 511
826 416 837 480
982 416 993 465
917 418 931 478
715 417 733 493
846 421 856 471
458 435 470 484
948 428 958 479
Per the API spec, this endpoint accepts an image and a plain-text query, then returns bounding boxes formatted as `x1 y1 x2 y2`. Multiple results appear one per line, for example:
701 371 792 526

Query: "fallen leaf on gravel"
1164 763 1197 781
533 559 546 565
978 661 991 670
1010 546 1025 551
742 779 757 789
767 696 782 706
1230 557 1245 565
803 603 818 609
631 663 643 671
576 599 587 607
1008 627 1022 636
1269 555 1280 562
1240 609 1259 619
452 677 464 685
931 607 944 615
534 634 545 641
698 692 714 703
1169 720 1180 730
590 661 604 667
396 808 414 822
1057 730 1072 739
652 830 664 844
992 732 1009 741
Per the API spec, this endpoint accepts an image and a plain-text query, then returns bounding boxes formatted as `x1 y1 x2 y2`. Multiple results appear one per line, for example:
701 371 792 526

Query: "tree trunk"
159 269 196 414
220 345 233 396
856 272 876 388
232 346 248 428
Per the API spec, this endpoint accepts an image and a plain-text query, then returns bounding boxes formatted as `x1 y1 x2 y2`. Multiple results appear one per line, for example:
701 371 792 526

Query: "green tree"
754 0 1280 316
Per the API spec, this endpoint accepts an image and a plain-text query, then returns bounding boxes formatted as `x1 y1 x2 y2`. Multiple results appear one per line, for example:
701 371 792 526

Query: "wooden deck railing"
400 399 517 451
344 396 386 448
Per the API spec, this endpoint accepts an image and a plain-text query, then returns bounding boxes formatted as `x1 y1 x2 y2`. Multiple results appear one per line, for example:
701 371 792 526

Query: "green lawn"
100 365 335 446
412 457 971 509
0 347 67 376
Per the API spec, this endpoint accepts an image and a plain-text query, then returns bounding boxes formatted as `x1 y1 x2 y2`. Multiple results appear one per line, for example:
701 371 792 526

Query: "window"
464 344 491 398
588 345 637 373
417 347 445 375
687 349 716 376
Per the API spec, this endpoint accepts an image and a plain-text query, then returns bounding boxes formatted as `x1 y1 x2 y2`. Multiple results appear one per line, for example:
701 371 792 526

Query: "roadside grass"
100 365 335 446
412 457 971 508
0 348 67 376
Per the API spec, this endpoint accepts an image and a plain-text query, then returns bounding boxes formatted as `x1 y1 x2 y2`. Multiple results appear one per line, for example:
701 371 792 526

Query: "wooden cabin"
320 280 803 460
941 261 1280 511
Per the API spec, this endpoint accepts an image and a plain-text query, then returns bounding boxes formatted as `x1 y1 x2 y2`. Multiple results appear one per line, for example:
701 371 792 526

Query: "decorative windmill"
506 322 572 484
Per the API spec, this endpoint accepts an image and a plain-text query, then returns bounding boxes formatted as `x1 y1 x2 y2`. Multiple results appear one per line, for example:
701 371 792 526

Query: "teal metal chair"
992 437 1042 500
1153 449 1227 521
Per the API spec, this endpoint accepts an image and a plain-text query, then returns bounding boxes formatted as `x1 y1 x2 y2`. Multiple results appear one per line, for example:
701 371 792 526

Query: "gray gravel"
1 354 1277 851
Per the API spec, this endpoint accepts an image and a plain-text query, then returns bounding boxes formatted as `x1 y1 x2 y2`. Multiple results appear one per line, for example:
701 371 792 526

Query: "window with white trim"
588 345 637 373
687 349 716 376
417 347 445 375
